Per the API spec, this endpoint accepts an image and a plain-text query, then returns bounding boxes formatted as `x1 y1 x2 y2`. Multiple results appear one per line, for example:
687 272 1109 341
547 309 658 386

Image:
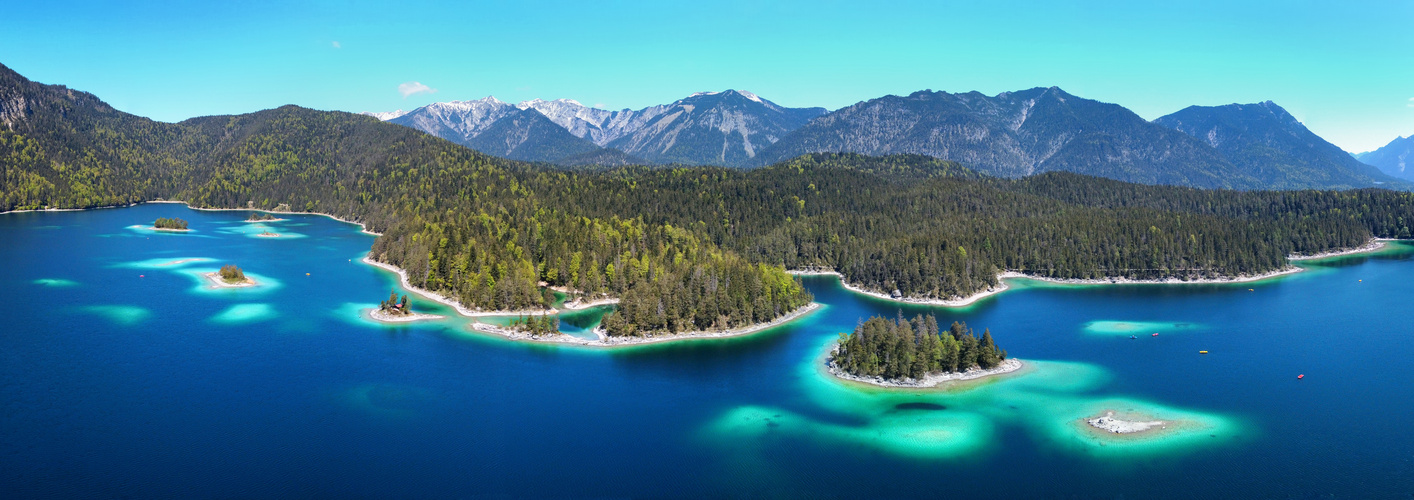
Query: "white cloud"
331 41 341 49
398 81 437 98
1408 97 1413 107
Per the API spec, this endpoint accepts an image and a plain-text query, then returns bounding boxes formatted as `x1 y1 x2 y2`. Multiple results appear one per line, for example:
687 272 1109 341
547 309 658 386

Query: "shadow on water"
892 402 948 411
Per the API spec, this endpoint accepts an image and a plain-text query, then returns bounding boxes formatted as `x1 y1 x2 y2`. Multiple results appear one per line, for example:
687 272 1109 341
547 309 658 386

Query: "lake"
3 203 1412 498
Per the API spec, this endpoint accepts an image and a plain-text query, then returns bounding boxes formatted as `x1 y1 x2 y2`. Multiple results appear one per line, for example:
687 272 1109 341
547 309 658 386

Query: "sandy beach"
825 356 1024 389
203 272 257 288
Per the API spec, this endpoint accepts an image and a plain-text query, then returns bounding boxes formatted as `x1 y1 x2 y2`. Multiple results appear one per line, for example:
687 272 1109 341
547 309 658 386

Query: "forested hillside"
0 64 811 336
6 63 1414 321
1154 102 1400 190
540 153 1414 300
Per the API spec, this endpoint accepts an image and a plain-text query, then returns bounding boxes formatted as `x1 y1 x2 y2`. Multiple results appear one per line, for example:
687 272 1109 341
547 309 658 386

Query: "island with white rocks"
1081 410 1184 438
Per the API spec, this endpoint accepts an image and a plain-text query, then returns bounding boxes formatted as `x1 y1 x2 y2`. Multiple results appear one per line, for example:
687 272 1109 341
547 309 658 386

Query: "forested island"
370 290 443 322
205 264 255 288
246 212 279 222
7 63 1414 336
152 217 188 231
828 314 1018 387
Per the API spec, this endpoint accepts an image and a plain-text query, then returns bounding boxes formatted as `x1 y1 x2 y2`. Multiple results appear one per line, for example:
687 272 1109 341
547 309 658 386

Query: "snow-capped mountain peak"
362 89 826 166
687 90 764 104
515 98 585 109
733 90 763 103
360 109 409 121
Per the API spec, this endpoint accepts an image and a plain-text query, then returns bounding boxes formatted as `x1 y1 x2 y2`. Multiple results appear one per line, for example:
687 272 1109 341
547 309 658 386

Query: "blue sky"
1 0 1410 152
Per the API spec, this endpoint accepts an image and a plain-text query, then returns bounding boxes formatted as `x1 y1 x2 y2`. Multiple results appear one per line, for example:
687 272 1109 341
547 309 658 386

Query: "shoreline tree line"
7 63 1414 335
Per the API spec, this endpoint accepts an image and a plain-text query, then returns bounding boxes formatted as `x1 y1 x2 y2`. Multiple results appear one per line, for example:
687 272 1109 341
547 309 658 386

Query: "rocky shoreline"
798 238 1402 308
788 269 1010 307
1288 239 1387 261
558 297 620 311
825 356 1024 389
1004 267 1304 286
795 261 1322 309
469 302 823 348
368 308 445 323
360 256 555 318
203 272 257 288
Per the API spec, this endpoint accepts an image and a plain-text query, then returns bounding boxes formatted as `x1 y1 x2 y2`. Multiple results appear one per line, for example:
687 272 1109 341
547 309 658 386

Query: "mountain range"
365 90 826 166
1153 101 1395 189
368 88 1405 190
752 87 1244 187
1356 136 1414 181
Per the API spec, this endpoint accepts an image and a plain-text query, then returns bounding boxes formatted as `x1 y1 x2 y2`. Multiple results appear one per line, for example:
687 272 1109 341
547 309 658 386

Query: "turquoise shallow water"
3 204 1414 498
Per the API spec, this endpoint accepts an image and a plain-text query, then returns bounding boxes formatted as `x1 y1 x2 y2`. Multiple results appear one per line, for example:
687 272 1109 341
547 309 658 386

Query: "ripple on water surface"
119 257 215 269
704 336 1242 461
706 405 996 460
179 268 282 295
340 383 439 419
214 223 308 239
1082 320 1206 337
331 302 451 329
123 224 209 237
1023 396 1246 459
77 305 151 326
210 303 278 324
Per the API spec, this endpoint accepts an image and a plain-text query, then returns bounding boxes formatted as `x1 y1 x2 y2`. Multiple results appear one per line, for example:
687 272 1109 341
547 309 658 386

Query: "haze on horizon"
1 0 1410 153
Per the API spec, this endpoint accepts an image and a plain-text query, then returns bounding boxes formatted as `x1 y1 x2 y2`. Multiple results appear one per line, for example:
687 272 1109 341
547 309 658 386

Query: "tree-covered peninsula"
6 63 1414 337
831 315 1008 381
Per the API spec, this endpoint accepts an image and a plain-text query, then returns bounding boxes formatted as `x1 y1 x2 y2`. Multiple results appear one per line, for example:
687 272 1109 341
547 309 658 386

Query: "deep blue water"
3 204 1414 498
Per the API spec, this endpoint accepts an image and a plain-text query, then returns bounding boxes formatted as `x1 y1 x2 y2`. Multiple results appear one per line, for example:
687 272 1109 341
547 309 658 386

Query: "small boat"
1297 374 1305 379
1199 350 1209 354
1129 335 1137 339
1151 333 1159 337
